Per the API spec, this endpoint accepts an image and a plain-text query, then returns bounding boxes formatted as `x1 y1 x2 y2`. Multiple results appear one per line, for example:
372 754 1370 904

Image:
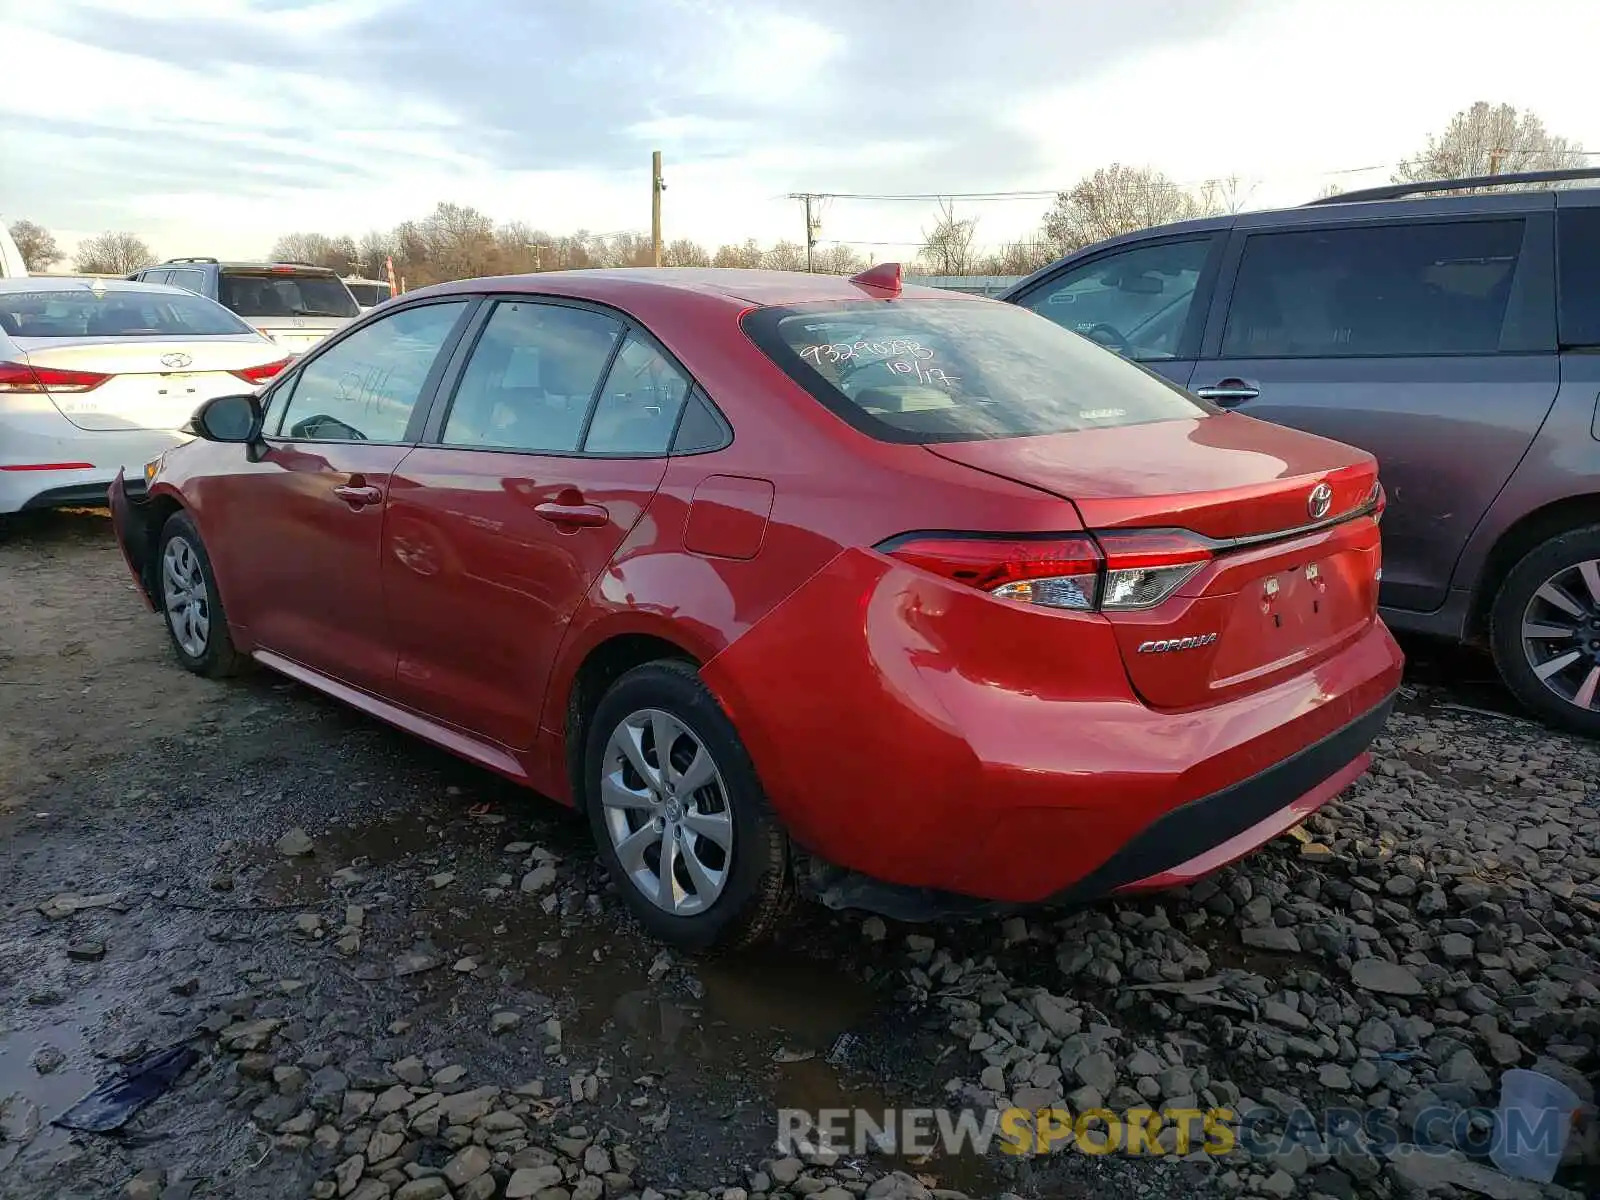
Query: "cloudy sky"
4 0 1599 263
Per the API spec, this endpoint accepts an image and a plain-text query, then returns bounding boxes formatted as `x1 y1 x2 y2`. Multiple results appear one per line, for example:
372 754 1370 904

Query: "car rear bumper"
702 547 1404 909
0 406 184 514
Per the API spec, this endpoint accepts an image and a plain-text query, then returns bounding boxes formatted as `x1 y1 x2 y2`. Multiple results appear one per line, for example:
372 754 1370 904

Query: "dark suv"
128 258 359 356
1003 169 1600 736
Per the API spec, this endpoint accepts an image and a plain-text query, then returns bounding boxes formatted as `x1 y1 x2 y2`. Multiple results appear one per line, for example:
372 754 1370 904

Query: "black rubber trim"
21 479 143 510
1049 692 1395 903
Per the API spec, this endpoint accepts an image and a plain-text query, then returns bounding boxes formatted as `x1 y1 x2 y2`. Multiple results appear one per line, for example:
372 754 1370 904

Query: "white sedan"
0 277 290 518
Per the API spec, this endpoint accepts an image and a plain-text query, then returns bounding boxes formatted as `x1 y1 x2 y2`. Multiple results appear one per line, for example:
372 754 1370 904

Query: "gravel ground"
0 510 1596 1200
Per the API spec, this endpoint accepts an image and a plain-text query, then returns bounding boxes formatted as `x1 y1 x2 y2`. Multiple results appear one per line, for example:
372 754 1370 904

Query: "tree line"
12 102 1584 283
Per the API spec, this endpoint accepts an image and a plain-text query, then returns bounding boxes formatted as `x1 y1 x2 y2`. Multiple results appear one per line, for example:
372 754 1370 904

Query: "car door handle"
534 501 609 528
1193 379 1261 406
333 484 383 507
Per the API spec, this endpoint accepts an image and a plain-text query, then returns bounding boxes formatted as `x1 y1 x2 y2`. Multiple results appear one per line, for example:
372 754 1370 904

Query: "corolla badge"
159 352 193 369
1137 633 1219 654
1307 482 1334 520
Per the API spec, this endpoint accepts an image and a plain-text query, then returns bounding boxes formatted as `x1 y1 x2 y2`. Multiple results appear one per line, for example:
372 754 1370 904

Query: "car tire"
1489 523 1600 738
583 659 791 952
156 510 247 679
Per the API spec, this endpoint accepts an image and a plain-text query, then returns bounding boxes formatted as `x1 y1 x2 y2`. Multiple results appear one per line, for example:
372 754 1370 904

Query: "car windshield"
743 299 1210 444
219 271 360 318
0 287 254 338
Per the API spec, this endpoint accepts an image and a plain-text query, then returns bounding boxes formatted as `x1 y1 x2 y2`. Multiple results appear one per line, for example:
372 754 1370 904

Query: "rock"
439 1086 500 1125
427 872 455 889
491 1011 523 1035
1263 1001 1310 1031
1387 1148 1541 1199
1438 1047 1491 1093
572 1178 603 1200
391 1058 428 1086
1351 959 1423 996
1356 1017 1396 1053
861 917 887 941
294 913 324 936
480 1110 525 1133
336 1155 366 1195
220 1018 283 1052
67 941 107 962
1438 933 1475 962
368 1129 405 1161
30 1045 67 1074
460 1179 496 1200
508 1166 565 1197
1073 1052 1117 1094
520 865 558 893
1032 992 1081 1038
122 1168 166 1200
350 1183 391 1200
1318 1064 1352 1091
444 1144 492 1187
394 1181 451 1200
276 827 315 856
769 1157 804 1185
39 892 120 920
1242 926 1301 953
1126 1049 1162 1077
583 1146 611 1175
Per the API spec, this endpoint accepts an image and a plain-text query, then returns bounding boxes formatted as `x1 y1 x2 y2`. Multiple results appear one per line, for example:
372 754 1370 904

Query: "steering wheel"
290 413 368 441
1084 323 1133 356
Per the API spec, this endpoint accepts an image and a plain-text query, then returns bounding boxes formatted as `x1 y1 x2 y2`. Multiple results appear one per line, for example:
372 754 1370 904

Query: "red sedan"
110 264 1402 950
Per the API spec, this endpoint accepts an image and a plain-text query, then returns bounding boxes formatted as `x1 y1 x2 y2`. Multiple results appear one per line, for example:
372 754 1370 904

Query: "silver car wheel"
600 707 732 917
1521 557 1600 711
161 536 211 659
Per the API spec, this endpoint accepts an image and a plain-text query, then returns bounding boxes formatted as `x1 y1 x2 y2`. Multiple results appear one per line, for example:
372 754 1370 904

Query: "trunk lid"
246 316 349 356
14 335 284 431
927 414 1384 709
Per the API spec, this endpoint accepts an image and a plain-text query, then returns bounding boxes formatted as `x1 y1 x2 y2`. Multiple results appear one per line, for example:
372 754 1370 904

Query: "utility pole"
1488 147 1504 176
651 150 664 267
787 193 822 271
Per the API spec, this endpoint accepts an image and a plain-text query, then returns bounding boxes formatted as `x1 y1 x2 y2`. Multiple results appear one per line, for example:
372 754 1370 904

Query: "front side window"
583 334 691 454
1221 219 1527 358
1019 238 1212 361
219 271 360 318
277 301 467 442
744 299 1209 444
442 301 622 453
0 287 254 338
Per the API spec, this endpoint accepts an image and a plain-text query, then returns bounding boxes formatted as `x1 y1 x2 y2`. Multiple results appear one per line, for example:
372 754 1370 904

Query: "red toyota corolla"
110 264 1402 950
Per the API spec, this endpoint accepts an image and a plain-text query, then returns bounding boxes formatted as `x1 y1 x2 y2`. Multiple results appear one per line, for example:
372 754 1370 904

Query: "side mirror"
189 393 262 443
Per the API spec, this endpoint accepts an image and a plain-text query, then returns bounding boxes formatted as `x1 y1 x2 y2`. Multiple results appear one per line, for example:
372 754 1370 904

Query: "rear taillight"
1093 529 1212 610
0 361 111 393
883 534 1102 611
1369 480 1386 525
881 528 1214 613
231 357 292 385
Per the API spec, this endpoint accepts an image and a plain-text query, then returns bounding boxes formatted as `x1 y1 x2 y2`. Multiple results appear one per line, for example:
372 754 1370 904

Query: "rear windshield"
0 288 253 338
219 271 360 318
742 300 1209 444
346 282 391 307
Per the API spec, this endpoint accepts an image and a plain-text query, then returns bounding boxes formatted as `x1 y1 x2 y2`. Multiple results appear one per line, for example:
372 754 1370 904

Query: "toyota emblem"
1307 482 1334 520
159 352 193 369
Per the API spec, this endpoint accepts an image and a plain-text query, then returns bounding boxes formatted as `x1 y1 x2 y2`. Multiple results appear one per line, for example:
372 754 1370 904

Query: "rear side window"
0 288 252 338
164 268 207 295
1558 207 1600 348
743 300 1208 444
220 271 359 319
583 334 691 455
441 301 623 453
1221 219 1530 358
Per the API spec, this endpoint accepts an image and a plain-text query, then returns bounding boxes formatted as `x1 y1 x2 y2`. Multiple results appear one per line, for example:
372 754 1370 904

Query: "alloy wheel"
161 536 211 658
600 708 733 916
1521 558 1600 712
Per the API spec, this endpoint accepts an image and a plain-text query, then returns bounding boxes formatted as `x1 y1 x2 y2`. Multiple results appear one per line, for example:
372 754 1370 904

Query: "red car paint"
110 267 1402 911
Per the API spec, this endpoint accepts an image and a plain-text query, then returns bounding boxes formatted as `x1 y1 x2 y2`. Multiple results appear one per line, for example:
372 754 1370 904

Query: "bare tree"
270 232 356 272
1041 164 1216 254
809 244 867 275
73 231 155 275
763 241 807 272
1195 174 1253 215
1313 182 1345 201
8 220 62 271
661 238 711 267
1395 102 1586 190
917 200 979 275
978 240 1058 276
712 239 765 269
418 202 499 281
